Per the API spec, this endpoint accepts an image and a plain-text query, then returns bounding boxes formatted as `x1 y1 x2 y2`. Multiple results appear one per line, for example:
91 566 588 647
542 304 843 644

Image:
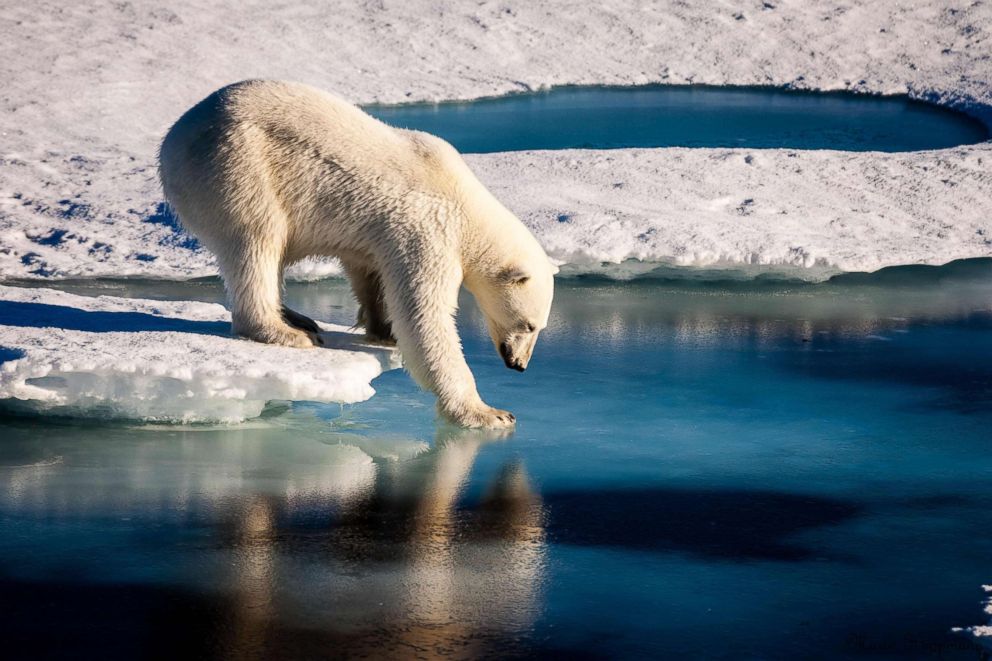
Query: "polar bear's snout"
499 342 526 371
499 332 539 372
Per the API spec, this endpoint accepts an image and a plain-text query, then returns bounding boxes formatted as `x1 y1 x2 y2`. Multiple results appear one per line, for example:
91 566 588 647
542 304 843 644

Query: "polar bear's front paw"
448 403 516 429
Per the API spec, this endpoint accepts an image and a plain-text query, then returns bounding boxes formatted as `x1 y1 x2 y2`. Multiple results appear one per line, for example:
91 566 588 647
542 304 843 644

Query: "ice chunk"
952 585 992 651
0 285 399 423
284 256 345 281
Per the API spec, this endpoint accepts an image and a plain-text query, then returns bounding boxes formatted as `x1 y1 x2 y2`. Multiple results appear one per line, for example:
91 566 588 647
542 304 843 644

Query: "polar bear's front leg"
381 264 514 429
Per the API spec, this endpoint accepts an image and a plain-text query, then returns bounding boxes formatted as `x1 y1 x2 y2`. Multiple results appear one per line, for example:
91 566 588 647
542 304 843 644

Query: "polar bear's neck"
455 176 541 285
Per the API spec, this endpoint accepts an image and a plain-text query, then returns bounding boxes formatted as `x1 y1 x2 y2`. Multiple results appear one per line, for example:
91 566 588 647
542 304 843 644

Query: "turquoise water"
2 267 992 658
365 85 989 153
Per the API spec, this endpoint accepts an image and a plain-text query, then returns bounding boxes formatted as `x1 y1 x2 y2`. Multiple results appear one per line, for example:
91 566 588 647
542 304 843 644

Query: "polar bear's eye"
499 267 530 285
525 323 536 333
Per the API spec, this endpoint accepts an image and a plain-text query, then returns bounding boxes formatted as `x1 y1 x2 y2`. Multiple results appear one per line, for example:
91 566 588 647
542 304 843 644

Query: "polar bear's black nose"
499 342 526 372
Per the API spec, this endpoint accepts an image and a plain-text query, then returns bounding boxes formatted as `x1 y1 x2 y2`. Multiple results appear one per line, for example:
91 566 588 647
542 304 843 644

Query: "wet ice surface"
3 270 992 658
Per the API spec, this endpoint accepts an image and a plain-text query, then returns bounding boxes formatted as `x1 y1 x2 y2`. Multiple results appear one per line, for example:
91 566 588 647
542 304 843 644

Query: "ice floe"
0 285 399 423
1 1 991 280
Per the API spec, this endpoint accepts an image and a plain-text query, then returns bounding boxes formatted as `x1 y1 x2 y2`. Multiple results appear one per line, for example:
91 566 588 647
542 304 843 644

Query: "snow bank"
472 146 992 275
0 285 399 423
1 1 991 280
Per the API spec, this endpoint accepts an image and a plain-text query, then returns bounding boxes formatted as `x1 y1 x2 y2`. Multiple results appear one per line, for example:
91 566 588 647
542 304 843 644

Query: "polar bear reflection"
0 424 545 656
221 429 546 657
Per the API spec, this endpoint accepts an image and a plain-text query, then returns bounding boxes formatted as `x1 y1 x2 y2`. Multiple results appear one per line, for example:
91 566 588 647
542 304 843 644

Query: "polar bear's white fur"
159 80 555 428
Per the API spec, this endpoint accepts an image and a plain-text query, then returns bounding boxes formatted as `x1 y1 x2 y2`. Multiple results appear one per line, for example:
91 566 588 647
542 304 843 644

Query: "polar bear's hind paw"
241 323 322 349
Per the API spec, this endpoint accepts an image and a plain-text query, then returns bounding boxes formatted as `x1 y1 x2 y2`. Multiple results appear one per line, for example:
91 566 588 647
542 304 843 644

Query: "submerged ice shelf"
0 285 399 423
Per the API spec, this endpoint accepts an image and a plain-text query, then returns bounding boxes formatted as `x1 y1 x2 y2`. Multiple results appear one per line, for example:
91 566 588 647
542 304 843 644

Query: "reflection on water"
0 423 545 659
3 264 992 658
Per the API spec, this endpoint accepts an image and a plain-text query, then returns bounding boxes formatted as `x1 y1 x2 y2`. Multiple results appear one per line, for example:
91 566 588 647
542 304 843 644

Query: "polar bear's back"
159 80 462 262
160 80 407 187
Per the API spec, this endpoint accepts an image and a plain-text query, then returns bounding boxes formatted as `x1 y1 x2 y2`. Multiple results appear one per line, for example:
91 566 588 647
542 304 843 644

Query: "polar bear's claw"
453 405 516 429
281 305 321 334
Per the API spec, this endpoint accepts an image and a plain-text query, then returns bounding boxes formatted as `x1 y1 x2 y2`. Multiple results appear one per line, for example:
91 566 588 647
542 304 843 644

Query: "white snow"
0 285 399 423
473 146 992 275
1 0 991 280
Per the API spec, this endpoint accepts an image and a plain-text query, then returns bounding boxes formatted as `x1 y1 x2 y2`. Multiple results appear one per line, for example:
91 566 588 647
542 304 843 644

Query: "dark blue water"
2 268 992 659
365 85 989 153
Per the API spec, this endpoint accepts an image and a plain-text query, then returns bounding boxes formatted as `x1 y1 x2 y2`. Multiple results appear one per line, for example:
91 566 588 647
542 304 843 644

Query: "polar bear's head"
472 260 557 372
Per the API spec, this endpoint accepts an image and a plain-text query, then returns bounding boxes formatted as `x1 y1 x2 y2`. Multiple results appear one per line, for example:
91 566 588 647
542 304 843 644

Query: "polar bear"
159 80 556 428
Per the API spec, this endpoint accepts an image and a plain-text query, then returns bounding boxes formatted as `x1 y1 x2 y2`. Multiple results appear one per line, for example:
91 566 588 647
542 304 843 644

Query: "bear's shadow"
0 300 230 335
0 300 378 355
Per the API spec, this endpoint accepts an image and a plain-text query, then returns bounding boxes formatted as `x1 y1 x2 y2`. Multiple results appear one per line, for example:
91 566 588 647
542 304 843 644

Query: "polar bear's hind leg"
218 214 322 350
344 263 395 344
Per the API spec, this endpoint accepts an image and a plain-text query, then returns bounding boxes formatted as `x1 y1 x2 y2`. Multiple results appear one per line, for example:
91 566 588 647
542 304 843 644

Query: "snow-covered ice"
1 1 991 280
475 146 992 275
0 285 399 423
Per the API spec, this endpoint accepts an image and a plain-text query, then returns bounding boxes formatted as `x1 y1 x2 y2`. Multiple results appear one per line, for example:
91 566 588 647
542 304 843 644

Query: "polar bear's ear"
498 266 531 285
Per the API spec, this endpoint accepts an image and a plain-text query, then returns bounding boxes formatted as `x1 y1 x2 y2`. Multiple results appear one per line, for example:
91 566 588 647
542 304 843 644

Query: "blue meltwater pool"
2 266 992 658
365 85 989 153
